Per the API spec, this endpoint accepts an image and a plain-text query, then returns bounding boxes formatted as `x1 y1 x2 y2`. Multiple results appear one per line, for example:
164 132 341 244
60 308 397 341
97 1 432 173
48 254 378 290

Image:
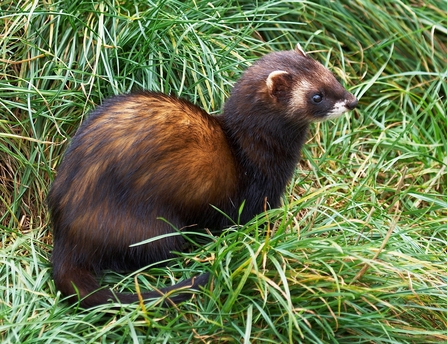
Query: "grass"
1 0 446 342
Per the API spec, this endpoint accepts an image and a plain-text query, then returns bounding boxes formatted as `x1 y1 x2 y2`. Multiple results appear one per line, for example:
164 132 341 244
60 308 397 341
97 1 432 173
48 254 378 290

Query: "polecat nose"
346 97 358 110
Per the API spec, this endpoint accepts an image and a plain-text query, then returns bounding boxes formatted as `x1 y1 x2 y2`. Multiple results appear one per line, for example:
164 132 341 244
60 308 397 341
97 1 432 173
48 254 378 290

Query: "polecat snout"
47 44 358 307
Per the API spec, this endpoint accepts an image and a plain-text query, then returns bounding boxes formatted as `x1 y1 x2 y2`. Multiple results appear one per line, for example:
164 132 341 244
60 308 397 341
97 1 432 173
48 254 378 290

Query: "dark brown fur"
48 45 358 307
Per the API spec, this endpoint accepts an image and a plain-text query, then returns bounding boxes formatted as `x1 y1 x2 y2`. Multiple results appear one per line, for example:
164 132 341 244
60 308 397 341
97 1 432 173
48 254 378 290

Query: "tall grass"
1 0 446 342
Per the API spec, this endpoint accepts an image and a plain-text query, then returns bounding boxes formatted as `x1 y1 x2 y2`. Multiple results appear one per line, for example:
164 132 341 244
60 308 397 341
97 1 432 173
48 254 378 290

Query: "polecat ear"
266 70 292 102
295 43 307 57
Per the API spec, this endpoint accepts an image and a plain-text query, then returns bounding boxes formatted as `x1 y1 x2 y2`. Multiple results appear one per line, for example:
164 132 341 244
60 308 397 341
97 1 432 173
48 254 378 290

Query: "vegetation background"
1 0 446 343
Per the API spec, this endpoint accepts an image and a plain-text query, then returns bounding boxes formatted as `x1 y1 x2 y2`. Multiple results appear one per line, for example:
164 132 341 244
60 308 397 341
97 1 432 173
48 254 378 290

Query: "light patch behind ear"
266 70 292 102
295 43 307 57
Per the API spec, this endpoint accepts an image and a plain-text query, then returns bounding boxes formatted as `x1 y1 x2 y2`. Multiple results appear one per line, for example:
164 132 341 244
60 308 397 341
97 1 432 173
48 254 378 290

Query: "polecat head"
264 44 358 122
226 44 358 125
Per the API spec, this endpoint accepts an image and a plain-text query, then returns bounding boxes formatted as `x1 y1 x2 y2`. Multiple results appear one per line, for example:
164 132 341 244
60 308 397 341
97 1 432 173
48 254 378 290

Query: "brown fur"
48 45 358 307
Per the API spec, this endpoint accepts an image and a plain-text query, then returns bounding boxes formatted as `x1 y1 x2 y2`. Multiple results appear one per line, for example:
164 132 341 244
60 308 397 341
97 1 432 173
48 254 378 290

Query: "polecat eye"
312 94 323 104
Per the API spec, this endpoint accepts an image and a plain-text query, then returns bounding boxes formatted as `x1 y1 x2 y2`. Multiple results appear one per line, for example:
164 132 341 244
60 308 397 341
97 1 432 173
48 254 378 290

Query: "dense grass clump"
1 0 446 342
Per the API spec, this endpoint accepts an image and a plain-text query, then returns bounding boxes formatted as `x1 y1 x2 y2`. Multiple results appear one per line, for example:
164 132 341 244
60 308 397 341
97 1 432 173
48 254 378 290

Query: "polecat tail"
53 265 210 308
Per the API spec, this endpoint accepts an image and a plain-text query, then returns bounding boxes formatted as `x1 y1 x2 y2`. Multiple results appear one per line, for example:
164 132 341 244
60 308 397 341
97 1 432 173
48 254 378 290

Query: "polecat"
47 44 358 307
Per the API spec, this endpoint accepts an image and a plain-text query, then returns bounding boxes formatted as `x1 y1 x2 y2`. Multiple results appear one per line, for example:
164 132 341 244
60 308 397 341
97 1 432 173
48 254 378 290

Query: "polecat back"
47 44 358 307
